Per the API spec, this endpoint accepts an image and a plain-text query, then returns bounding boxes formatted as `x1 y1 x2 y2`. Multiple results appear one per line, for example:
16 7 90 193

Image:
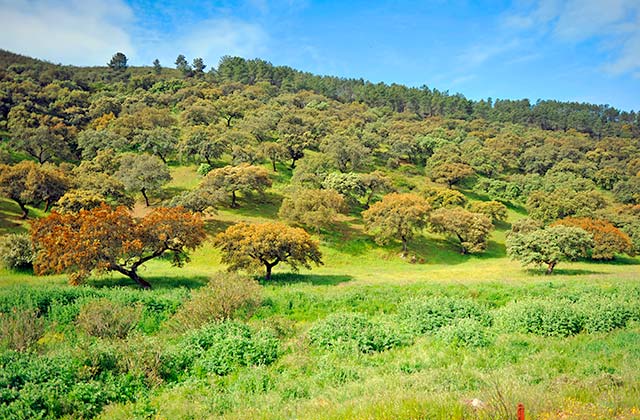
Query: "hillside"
0 50 639 419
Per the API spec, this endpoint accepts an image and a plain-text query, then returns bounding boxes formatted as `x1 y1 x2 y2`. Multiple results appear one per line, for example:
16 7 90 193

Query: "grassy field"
1 165 639 419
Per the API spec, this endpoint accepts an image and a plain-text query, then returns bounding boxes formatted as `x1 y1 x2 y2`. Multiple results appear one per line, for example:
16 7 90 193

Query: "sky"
1 0 639 111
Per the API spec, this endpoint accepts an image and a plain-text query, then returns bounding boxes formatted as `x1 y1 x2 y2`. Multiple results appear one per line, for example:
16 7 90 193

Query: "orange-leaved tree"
31 204 206 288
552 217 632 260
213 222 323 280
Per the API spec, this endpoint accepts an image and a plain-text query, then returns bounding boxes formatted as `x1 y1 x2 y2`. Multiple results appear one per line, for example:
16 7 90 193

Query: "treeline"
212 56 639 138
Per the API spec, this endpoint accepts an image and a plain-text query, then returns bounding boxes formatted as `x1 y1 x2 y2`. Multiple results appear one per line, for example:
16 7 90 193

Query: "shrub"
308 312 408 353
398 297 492 334
197 163 213 176
0 234 34 270
76 298 143 339
0 308 45 351
437 318 492 347
496 299 584 337
186 321 281 376
579 298 633 333
166 273 262 333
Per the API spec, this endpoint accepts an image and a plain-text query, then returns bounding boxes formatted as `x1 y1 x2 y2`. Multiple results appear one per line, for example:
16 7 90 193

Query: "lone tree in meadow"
31 204 206 288
362 193 431 257
114 153 171 206
202 164 272 208
506 225 593 274
213 222 323 280
279 188 347 232
429 207 493 254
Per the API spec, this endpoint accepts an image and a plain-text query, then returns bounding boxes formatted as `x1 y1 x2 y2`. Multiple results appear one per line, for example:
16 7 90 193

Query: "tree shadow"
230 191 283 219
587 256 640 266
525 268 605 276
204 218 235 235
88 275 209 290
264 273 353 286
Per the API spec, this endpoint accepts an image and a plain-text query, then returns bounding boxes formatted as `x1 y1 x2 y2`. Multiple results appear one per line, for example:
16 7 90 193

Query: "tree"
428 162 475 188
468 201 508 223
506 225 593 274
77 130 128 159
10 126 71 164
114 153 171 206
192 57 206 77
322 172 366 206
135 127 178 163
202 164 272 208
261 142 287 171
108 52 128 71
0 161 69 218
213 222 323 280
279 189 346 232
424 187 468 209
362 193 431 256
552 217 632 260
429 207 493 254
175 54 191 76
527 188 607 222
359 171 393 208
152 58 162 75
320 135 371 173
179 125 229 165
32 204 206 288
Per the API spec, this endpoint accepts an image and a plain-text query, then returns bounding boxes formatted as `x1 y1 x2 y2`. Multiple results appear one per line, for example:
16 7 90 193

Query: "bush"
496 299 584 337
197 163 212 176
308 312 408 353
0 308 45 351
398 297 492 334
437 318 492 348
186 321 281 376
0 234 34 270
77 298 143 339
579 298 633 333
166 273 262 333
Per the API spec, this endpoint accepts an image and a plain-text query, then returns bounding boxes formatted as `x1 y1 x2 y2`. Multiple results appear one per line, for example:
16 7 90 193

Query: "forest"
0 49 639 419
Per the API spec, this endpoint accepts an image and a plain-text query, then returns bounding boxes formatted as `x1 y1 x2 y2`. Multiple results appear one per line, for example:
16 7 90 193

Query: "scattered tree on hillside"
214 222 323 280
468 201 508 223
32 204 206 288
429 207 493 254
359 170 394 208
553 217 632 260
527 188 607 222
192 57 206 77
201 164 272 208
320 135 371 173
428 162 475 188
424 187 468 209
9 126 72 164
136 127 178 163
108 52 128 71
175 54 191 76
179 125 229 165
362 193 431 256
279 188 346 232
506 225 593 274
261 141 288 172
152 58 162 75
114 153 171 206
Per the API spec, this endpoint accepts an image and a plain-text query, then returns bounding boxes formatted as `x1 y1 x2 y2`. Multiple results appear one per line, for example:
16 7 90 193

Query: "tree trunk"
129 269 152 289
401 236 408 257
158 154 167 164
290 158 296 169
546 261 556 275
141 188 150 207
44 198 52 212
16 200 29 219
265 264 273 281
271 159 277 172
231 190 238 208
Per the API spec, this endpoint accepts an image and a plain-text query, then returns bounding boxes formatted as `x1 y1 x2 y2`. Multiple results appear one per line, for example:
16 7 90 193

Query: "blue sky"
1 0 639 110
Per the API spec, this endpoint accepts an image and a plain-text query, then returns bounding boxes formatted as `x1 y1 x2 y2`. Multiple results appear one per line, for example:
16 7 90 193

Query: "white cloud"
178 18 269 63
503 0 640 75
0 0 135 65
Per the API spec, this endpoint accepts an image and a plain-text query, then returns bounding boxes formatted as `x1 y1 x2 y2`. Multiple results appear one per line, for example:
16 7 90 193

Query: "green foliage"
279 188 346 232
496 299 584 337
437 318 492 348
398 297 492 334
308 312 408 353
0 308 44 351
0 233 33 270
114 153 171 206
186 322 281 376
429 207 493 254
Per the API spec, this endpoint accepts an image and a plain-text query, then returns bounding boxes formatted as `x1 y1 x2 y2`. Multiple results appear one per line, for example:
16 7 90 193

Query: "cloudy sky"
1 0 639 110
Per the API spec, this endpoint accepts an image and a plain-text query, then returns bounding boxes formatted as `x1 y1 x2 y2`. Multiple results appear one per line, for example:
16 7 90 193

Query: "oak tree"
552 217 632 260
362 193 431 256
32 204 206 288
114 153 171 206
213 222 323 280
202 164 272 208
429 207 493 254
279 188 346 232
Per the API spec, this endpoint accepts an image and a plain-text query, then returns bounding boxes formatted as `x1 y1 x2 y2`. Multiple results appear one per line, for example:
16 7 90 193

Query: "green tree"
429 207 493 254
261 141 288 172
320 134 371 173
506 225 593 274
175 54 192 76
468 201 508 223
108 52 128 71
179 125 229 165
360 170 394 207
114 153 171 206
214 222 323 280
152 58 162 75
429 162 475 188
136 127 178 163
202 164 272 208
279 188 346 232
362 193 431 256
192 57 206 77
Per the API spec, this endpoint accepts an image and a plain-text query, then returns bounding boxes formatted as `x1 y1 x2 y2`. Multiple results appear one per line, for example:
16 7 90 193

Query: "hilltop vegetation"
0 50 639 419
